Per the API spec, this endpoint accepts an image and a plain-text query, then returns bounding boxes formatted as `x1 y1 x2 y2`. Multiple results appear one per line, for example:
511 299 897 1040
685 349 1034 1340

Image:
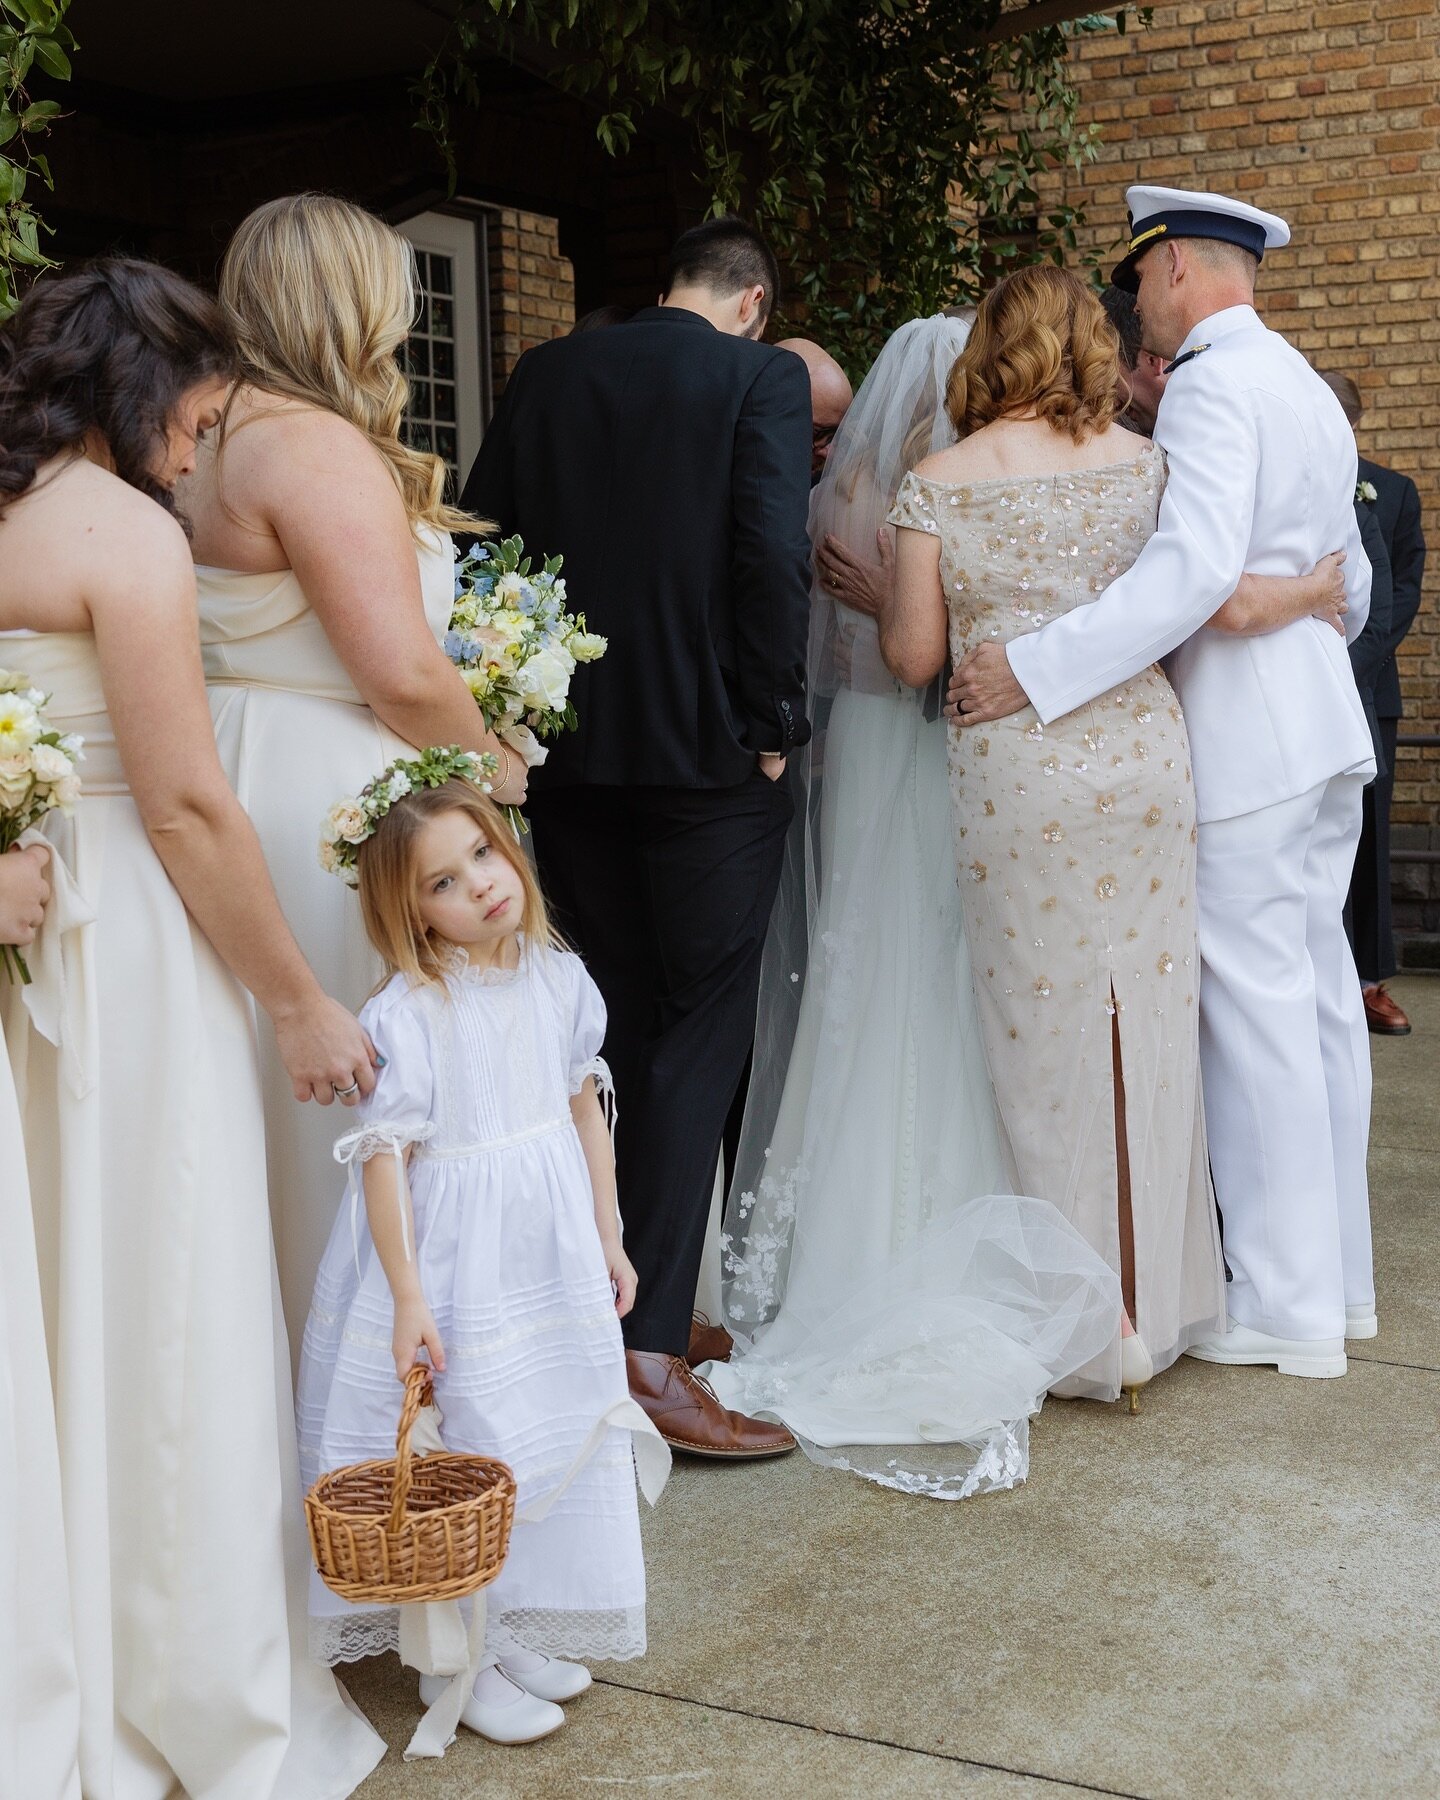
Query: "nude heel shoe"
1120 1316 1153 1414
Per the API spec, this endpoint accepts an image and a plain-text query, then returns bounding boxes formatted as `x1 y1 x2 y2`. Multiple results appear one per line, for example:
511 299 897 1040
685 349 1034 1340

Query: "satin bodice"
196 526 454 704
5 629 129 795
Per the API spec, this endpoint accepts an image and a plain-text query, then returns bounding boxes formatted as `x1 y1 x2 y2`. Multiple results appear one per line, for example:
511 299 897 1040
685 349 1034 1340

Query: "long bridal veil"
707 315 1120 1497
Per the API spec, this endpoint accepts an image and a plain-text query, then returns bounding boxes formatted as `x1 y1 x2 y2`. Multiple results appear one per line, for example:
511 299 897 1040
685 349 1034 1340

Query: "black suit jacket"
1358 456 1426 720
1350 502 1394 780
461 307 813 789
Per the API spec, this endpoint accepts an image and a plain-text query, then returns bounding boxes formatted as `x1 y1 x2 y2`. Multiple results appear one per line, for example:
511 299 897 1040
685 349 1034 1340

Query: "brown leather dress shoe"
1364 983 1411 1036
686 1311 734 1367
625 1349 795 1459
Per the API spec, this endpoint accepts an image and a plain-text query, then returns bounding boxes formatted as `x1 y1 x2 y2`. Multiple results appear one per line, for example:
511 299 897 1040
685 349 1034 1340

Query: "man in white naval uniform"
948 187 1377 1378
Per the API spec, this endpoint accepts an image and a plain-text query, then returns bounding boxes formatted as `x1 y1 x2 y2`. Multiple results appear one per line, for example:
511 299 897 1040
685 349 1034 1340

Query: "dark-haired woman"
882 264 1338 1406
0 261 383 1797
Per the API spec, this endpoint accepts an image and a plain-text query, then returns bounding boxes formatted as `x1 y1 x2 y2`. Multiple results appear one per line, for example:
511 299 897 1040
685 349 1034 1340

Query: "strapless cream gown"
198 529 454 1364
0 632 383 1799
0 1016 80 1800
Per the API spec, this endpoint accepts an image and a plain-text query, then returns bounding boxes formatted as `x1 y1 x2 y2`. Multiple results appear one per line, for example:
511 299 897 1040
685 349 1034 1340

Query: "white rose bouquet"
445 536 607 832
0 667 83 983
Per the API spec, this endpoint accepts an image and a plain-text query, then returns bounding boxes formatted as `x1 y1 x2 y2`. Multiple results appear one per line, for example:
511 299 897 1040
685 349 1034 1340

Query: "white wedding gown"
1 630 384 1800
198 528 454 1365
710 316 1121 1496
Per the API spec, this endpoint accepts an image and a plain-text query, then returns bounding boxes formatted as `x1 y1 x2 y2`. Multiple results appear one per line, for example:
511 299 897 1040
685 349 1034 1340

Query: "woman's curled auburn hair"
0 257 235 520
946 264 1121 445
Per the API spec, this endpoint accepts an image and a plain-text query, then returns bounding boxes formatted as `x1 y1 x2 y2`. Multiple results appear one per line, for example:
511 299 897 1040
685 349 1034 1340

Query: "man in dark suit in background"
1321 373 1428 1036
462 218 811 1458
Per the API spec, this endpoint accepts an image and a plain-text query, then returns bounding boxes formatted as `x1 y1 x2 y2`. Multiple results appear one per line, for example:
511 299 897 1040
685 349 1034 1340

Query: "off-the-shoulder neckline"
907 443 1161 493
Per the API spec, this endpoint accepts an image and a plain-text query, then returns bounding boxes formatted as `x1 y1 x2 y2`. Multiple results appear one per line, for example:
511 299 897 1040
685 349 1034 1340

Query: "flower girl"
298 748 667 1749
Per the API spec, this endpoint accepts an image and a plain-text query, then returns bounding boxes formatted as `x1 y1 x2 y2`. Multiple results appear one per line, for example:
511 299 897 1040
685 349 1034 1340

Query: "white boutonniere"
1356 481 1378 504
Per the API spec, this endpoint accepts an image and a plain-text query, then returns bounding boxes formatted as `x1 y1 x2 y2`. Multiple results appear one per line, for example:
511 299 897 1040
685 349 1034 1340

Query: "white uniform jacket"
1006 305 1376 824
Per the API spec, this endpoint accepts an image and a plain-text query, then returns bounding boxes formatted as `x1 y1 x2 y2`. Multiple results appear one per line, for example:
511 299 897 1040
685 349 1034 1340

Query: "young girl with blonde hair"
297 751 666 1752
179 194 528 1363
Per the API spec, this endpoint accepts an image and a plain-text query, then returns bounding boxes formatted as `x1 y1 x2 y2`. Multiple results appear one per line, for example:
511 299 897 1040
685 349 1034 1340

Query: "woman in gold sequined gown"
884 268 1334 1400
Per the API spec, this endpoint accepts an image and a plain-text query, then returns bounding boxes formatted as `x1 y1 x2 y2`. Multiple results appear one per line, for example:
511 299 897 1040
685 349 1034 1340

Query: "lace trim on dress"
437 937 528 987
310 1604 648 1668
333 1120 436 1274
570 1054 618 1164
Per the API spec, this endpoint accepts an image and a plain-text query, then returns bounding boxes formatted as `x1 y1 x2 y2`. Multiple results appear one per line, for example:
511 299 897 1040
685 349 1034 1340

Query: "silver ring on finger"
333 1079 360 1098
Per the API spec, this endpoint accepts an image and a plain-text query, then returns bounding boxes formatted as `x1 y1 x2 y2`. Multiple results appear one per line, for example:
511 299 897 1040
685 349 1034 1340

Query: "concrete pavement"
349 975 1440 1799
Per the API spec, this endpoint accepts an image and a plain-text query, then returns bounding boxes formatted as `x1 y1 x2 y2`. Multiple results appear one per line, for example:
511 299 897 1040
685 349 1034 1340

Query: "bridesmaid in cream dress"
883 267 1343 1404
180 195 526 1362
0 263 384 1798
0 848 80 1800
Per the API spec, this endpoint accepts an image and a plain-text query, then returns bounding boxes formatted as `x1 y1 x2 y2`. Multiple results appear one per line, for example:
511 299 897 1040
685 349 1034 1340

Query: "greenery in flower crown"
318 744 499 888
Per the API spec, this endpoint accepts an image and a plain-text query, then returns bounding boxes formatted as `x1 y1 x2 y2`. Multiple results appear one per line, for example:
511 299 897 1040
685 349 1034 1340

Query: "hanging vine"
415 1 1147 368
0 0 73 319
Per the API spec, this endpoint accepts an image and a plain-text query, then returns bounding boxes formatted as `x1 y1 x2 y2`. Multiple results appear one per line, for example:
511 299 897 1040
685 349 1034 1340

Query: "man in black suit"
462 218 811 1458
1322 373 1428 1036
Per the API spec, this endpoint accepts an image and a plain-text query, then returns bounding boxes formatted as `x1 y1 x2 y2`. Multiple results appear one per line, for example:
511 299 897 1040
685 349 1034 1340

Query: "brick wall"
1050 0 1440 937
486 207 576 391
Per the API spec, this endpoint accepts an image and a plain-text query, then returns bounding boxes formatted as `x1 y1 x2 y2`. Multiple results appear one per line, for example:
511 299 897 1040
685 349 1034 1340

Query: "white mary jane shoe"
500 1654 593 1703
418 1669 565 1745
1185 1322 1346 1379
1345 1303 1378 1341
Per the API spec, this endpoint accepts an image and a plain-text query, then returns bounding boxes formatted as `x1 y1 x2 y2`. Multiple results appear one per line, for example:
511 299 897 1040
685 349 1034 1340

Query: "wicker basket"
306 1365 516 1605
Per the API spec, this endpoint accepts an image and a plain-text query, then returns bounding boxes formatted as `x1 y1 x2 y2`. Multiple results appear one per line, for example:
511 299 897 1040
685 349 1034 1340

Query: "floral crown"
318 745 499 887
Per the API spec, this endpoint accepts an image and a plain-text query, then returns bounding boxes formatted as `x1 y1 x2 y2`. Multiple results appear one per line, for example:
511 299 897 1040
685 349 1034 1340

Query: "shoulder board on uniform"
1163 342 1211 375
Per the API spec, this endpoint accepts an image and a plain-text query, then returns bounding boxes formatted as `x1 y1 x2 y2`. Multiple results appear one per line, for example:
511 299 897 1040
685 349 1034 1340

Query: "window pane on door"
403 248 462 497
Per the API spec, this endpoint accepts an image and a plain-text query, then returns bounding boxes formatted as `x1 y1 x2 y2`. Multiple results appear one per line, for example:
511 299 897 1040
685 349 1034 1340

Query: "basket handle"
389 1363 434 1535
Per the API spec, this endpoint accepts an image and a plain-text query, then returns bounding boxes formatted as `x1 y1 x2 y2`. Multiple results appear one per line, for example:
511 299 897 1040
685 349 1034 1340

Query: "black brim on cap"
1110 209 1270 292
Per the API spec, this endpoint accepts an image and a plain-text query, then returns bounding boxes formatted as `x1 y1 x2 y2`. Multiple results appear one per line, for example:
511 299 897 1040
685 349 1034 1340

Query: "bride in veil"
707 313 1120 1497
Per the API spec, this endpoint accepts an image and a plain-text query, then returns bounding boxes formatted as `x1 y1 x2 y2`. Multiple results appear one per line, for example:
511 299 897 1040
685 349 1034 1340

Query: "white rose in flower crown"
0 693 41 755
517 642 576 713
326 799 369 845
386 769 412 803
0 753 32 806
29 743 72 785
318 838 342 875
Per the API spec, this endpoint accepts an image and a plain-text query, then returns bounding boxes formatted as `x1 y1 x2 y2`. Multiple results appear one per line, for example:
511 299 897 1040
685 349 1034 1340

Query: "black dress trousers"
529 774 794 1356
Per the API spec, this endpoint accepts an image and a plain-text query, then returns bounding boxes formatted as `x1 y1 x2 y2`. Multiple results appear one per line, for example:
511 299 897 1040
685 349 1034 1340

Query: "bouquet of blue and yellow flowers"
445 537 606 827
0 667 83 983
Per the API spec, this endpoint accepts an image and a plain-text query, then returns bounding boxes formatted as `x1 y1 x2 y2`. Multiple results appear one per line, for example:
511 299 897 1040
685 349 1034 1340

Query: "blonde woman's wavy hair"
946 264 1120 445
219 193 477 536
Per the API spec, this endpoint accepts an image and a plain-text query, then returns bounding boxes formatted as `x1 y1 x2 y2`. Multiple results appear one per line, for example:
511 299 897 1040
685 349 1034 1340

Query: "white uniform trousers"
1195 774 1373 1341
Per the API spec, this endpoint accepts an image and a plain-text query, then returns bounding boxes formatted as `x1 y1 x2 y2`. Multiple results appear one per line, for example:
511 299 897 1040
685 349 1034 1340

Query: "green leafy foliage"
415 1 1144 371
0 0 72 319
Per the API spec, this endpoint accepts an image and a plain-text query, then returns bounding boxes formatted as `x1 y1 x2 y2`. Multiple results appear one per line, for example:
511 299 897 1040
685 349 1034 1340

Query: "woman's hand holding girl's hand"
392 1293 446 1379
602 1235 638 1320
272 990 380 1106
